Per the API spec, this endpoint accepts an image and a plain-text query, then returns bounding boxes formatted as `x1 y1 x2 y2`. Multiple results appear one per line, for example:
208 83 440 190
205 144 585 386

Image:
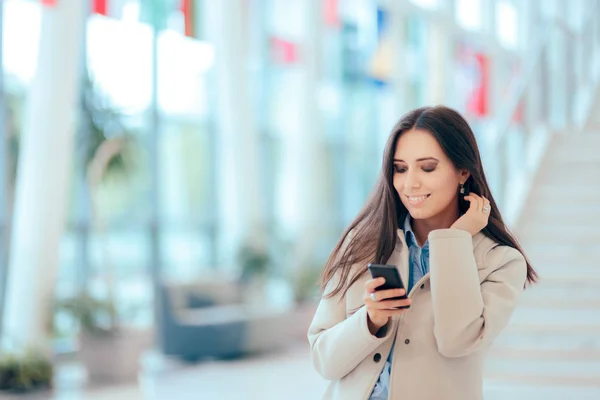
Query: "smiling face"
393 128 470 221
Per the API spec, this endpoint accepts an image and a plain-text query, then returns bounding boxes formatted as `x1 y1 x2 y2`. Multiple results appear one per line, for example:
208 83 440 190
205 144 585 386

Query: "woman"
307 106 537 400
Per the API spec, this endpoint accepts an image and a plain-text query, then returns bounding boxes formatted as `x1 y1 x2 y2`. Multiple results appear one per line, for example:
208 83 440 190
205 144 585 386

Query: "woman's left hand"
450 193 491 236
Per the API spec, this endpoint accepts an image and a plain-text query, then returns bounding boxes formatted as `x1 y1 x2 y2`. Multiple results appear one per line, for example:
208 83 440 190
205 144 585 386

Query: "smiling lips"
406 194 430 205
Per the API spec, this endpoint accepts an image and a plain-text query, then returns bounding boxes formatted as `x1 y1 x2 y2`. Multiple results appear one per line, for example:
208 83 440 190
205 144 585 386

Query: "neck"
411 205 460 246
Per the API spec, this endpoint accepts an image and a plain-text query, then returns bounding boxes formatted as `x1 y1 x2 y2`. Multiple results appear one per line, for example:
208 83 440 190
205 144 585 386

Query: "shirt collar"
403 214 428 249
403 214 417 247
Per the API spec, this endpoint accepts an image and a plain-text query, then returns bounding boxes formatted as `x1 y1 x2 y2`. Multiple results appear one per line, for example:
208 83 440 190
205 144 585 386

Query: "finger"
469 193 483 213
482 197 491 215
379 308 409 318
368 300 390 310
364 295 376 307
370 297 411 310
371 288 406 301
475 195 488 213
364 278 385 294
377 298 412 309
463 195 479 213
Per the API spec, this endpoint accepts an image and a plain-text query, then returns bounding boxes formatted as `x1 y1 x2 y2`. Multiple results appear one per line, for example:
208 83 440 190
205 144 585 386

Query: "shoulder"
473 233 526 272
322 227 364 296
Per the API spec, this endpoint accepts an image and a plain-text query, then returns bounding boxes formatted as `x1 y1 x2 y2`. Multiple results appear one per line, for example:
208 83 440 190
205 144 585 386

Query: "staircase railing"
482 9 600 227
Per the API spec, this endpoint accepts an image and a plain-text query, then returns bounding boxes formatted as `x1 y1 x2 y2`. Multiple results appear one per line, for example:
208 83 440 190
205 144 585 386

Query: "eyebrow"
393 157 440 163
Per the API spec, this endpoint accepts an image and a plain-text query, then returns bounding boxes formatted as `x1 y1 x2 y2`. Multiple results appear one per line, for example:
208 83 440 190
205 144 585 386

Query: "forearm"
309 306 392 380
428 229 526 358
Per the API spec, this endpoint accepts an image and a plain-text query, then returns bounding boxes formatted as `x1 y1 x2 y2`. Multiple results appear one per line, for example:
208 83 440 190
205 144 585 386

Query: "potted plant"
0 349 53 394
238 243 271 284
291 261 322 305
53 292 151 383
237 241 275 307
57 75 150 383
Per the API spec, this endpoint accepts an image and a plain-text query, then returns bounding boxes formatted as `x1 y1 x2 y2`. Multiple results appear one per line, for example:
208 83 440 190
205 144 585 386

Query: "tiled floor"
141 342 600 400
25 339 600 399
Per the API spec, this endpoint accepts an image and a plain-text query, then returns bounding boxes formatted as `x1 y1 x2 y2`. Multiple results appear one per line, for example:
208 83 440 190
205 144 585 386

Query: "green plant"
5 88 24 185
238 243 271 283
75 74 137 328
0 349 53 393
79 73 135 184
292 262 323 304
54 292 119 337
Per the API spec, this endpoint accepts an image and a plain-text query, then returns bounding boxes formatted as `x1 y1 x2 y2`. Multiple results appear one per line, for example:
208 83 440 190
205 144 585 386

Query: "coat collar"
395 228 488 251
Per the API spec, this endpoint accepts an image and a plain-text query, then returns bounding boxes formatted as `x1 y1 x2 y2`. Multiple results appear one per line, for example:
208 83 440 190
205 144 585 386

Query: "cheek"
393 175 408 200
393 174 404 193
393 172 458 198
393 176 408 207
431 173 460 200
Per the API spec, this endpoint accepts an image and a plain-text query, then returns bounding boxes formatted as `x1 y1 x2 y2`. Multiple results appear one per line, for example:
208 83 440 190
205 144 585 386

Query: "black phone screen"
367 263 408 301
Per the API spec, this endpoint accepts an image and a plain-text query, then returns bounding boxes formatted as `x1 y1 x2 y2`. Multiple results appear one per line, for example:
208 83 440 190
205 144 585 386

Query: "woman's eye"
423 167 436 173
394 166 407 173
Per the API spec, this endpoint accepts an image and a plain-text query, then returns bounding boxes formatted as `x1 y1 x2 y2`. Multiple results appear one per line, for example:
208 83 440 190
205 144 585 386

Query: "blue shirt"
369 215 430 400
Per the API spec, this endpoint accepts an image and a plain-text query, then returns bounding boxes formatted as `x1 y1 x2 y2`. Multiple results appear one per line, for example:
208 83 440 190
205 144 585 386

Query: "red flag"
270 37 298 64
181 0 194 37
93 0 108 16
324 0 339 27
466 53 489 117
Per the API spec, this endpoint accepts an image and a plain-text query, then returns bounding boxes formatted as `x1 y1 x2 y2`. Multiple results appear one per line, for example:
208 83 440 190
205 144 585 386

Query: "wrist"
367 315 387 336
450 224 476 236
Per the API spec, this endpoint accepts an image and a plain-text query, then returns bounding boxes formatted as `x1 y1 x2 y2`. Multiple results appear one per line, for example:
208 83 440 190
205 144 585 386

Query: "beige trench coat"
308 229 527 400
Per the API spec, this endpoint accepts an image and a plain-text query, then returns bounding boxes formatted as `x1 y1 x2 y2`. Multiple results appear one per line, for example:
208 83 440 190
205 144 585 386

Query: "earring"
459 184 465 194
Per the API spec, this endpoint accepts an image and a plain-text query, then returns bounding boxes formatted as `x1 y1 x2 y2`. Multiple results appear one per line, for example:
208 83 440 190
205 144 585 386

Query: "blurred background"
0 0 599 399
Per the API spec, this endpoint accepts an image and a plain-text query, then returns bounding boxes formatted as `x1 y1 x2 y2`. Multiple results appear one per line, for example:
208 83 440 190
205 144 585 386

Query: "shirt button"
373 353 382 363
420 284 425 289
405 339 410 345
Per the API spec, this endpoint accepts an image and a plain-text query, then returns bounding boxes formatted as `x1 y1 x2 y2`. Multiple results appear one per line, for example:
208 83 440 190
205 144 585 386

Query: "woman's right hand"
364 277 411 335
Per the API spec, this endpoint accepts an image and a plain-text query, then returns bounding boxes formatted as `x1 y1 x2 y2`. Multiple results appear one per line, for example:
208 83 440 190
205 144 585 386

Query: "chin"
406 208 437 220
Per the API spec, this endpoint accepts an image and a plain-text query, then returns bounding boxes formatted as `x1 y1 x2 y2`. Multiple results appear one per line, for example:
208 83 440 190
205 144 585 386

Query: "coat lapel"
394 229 410 288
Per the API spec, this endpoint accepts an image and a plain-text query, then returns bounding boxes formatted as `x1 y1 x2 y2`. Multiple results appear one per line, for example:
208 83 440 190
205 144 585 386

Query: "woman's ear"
459 169 470 184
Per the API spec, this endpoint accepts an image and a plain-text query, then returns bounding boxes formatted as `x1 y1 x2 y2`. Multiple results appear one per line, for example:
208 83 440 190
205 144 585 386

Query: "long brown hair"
320 106 537 298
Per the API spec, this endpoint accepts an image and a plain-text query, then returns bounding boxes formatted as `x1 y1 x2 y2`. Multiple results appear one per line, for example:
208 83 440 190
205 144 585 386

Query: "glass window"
159 118 216 280
410 0 439 9
496 0 518 49
3 0 42 83
456 0 483 31
55 8 215 335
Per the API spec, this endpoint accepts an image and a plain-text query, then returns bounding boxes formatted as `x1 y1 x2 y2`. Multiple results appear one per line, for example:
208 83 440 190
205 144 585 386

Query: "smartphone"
367 264 409 307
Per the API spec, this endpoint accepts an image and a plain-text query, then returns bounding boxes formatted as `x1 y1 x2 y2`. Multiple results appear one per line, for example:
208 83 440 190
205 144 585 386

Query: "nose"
404 169 421 191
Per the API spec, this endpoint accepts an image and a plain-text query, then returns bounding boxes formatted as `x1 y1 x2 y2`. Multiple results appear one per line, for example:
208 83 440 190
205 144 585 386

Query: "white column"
388 1 409 113
427 25 450 105
271 0 330 263
295 0 328 247
523 0 544 127
0 0 9 334
203 0 265 267
1 0 84 350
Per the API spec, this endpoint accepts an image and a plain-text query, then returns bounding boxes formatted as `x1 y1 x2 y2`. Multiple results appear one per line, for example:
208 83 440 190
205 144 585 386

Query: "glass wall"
0 0 218 339
0 0 524 335
1 0 594 352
